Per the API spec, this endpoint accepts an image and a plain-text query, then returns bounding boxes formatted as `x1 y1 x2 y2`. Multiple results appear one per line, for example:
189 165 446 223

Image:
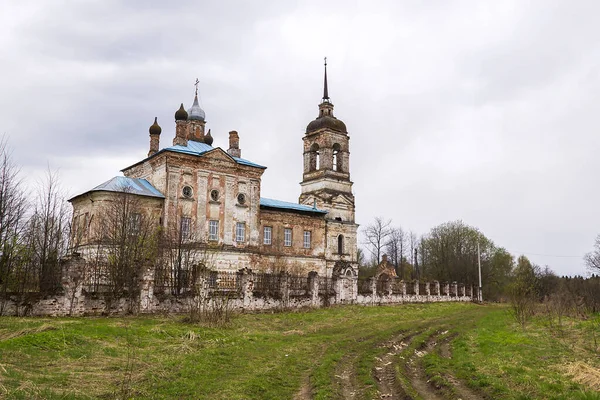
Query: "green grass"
0 303 598 399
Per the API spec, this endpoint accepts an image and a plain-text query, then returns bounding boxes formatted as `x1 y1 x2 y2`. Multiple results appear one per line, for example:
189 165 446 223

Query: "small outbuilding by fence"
0 254 477 317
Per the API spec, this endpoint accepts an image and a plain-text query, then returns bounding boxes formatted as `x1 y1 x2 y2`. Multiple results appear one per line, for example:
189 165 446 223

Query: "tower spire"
323 57 330 102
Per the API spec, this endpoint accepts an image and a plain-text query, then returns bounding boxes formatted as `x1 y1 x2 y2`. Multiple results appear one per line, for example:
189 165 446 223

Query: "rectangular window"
180 217 191 239
209 220 219 241
263 226 272 245
284 228 292 247
303 230 311 249
236 222 246 243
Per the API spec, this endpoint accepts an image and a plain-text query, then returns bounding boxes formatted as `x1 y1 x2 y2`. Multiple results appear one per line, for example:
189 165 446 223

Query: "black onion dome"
204 129 213 146
306 116 347 134
149 117 162 135
175 103 188 121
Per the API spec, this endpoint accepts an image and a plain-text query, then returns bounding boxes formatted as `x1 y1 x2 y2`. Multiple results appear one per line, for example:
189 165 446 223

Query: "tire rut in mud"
372 331 423 400
406 330 483 400
334 353 360 399
292 374 313 400
403 331 446 400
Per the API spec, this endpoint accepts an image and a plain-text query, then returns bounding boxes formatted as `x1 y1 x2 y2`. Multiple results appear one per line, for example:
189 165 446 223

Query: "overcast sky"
1 0 599 276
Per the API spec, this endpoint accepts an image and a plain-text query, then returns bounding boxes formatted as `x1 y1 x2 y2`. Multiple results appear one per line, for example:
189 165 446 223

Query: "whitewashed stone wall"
0 263 477 317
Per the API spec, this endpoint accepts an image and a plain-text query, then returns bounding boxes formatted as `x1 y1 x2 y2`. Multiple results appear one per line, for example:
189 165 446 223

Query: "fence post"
414 280 419 296
237 268 254 309
425 281 431 296
434 281 440 296
308 271 319 307
459 283 465 297
279 272 290 308
452 282 458 298
138 262 155 313
369 277 376 305
444 282 450 297
401 280 406 296
61 254 87 316
384 277 392 297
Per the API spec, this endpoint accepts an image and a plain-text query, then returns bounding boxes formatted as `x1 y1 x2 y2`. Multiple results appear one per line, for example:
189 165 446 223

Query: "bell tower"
299 59 356 224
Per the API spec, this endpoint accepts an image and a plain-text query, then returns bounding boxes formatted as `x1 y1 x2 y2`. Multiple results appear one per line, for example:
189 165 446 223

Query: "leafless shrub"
509 256 539 329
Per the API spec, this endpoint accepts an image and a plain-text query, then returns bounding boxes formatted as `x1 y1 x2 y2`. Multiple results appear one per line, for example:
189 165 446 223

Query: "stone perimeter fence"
0 255 477 317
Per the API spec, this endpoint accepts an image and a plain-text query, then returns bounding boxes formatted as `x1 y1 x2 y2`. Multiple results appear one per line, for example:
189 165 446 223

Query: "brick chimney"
227 131 241 158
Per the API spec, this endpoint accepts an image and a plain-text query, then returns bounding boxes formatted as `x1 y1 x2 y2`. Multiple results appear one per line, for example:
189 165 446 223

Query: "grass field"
0 303 598 399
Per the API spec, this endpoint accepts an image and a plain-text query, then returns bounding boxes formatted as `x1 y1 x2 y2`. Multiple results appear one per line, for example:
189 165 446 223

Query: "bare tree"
363 217 392 266
97 188 160 302
584 235 600 274
408 230 418 279
385 226 405 278
160 214 206 296
0 137 29 311
27 167 71 294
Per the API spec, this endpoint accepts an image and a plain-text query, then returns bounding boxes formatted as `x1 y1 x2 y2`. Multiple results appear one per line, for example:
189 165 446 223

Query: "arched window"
337 234 344 255
310 143 320 171
316 149 320 170
332 143 341 172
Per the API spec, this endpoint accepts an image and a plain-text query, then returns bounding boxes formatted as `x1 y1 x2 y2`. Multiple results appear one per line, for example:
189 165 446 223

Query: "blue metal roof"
69 176 165 201
165 141 266 169
260 197 327 214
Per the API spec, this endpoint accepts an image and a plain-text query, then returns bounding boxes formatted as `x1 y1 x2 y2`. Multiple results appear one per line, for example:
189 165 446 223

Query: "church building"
69 64 358 277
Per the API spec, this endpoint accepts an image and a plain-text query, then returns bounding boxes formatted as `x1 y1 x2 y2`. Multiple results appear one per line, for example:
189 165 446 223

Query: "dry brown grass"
282 329 305 336
564 361 600 391
0 323 57 341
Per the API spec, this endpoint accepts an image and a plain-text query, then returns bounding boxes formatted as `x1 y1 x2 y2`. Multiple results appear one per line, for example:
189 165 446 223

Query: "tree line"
361 217 600 306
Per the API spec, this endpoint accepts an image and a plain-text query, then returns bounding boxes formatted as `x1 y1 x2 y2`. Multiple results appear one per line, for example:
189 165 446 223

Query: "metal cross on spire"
194 78 199 96
323 57 329 101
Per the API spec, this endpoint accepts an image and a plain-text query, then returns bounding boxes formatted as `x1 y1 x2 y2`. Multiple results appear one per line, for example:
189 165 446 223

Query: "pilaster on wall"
333 275 344 303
